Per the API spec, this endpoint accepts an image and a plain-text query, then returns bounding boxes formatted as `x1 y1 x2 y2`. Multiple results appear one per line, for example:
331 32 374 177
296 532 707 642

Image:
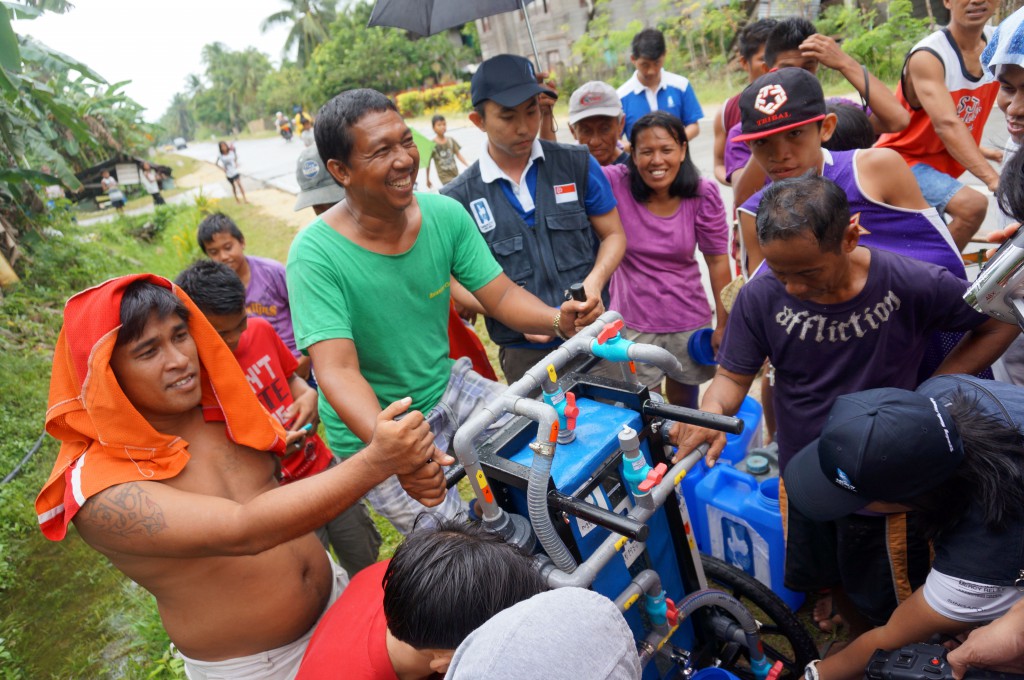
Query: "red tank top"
875 28 998 178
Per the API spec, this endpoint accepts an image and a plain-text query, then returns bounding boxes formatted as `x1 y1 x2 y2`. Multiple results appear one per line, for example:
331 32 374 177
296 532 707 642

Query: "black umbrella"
367 0 542 67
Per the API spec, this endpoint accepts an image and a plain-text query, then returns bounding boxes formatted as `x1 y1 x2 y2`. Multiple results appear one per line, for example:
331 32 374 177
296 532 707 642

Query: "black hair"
218 141 230 154
196 212 244 250
631 28 666 60
997 148 1024 222
764 18 816 68
823 103 875 151
473 94 541 120
116 280 190 346
174 259 246 317
738 19 778 61
314 88 397 166
908 390 1024 538
383 516 548 649
431 114 446 126
626 111 700 203
755 172 849 253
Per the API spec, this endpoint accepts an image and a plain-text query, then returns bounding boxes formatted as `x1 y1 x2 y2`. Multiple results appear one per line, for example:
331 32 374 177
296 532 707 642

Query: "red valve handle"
564 392 579 430
665 597 679 627
597 318 624 345
638 462 667 493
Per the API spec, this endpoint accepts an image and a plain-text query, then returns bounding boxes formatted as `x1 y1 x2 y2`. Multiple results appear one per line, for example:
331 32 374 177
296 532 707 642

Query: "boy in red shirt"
296 518 548 680
176 259 381 576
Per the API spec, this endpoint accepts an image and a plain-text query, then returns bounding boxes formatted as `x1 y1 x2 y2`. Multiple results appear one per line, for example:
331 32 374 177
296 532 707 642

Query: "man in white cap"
294 145 346 215
568 81 628 167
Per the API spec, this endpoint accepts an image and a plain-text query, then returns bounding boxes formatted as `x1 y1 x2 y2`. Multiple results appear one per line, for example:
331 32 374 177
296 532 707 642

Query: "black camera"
867 643 1024 680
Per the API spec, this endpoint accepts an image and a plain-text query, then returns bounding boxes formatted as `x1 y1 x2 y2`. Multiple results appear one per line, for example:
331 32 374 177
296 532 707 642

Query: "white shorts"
922 568 1024 623
177 555 348 679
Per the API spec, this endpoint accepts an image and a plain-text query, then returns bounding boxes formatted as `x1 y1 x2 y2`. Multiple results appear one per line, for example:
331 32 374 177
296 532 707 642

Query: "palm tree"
260 0 338 68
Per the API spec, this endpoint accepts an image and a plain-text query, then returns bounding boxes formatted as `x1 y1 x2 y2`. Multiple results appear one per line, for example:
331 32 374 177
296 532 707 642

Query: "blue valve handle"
589 334 635 363
645 589 668 627
621 448 652 496
542 384 570 431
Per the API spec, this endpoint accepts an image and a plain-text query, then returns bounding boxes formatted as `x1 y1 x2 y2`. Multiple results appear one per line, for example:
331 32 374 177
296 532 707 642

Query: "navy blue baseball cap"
783 388 965 522
471 54 557 108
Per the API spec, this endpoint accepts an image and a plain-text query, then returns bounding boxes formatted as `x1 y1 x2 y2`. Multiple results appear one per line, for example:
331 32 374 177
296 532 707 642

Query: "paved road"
178 104 1012 242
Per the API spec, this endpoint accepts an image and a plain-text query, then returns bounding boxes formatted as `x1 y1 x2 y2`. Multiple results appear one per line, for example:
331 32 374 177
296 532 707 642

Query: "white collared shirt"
478 138 545 213
621 69 665 112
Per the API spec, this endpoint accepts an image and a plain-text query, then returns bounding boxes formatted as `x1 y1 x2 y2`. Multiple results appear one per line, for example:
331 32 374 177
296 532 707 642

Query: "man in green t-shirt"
287 89 600 534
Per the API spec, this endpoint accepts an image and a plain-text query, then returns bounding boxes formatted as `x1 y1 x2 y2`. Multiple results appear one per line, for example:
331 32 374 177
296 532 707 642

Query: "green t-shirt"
287 192 502 456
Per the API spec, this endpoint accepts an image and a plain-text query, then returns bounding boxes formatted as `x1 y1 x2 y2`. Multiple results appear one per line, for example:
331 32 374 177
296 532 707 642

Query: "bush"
818 0 929 82
395 82 471 118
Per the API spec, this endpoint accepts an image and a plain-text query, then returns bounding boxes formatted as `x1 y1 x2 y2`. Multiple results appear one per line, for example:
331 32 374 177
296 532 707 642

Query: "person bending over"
296 518 548 679
784 377 1024 680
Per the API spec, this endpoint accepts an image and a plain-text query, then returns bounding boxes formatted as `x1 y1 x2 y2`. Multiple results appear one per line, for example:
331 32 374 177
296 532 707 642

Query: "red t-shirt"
448 301 497 381
234 317 332 482
297 560 397 680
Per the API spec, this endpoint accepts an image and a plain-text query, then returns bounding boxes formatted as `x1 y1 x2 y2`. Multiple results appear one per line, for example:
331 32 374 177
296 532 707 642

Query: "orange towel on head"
36 273 287 540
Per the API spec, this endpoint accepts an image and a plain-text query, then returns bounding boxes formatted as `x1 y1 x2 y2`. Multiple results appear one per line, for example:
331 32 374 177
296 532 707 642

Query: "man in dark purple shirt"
671 173 1017 635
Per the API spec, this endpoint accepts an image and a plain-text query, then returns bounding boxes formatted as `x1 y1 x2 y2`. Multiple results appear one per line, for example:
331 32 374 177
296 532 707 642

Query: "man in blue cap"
441 54 626 383
784 375 1024 680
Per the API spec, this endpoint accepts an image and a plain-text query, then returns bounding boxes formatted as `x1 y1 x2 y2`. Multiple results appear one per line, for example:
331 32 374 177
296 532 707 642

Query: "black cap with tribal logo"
734 67 827 142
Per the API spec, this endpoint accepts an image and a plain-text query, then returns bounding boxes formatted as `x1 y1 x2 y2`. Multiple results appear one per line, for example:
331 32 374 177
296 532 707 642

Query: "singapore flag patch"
554 183 578 204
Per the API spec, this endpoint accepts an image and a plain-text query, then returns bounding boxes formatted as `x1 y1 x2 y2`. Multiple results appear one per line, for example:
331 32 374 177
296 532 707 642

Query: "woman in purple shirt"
603 111 731 407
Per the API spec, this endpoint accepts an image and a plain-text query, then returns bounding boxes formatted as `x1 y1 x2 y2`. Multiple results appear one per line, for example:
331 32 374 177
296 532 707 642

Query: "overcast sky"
13 0 298 121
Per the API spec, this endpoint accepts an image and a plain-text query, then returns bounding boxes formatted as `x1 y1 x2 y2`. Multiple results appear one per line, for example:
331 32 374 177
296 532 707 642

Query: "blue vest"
442 140 607 347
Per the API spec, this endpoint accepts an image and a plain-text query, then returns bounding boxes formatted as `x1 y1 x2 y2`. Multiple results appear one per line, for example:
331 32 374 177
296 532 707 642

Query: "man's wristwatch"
804 659 821 680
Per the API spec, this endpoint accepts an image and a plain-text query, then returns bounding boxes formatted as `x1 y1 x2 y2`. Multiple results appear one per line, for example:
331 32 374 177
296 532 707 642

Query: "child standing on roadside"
426 114 468 188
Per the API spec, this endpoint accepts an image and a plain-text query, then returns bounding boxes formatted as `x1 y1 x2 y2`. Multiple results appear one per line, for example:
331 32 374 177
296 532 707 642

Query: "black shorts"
780 480 930 625
835 512 931 625
226 173 241 184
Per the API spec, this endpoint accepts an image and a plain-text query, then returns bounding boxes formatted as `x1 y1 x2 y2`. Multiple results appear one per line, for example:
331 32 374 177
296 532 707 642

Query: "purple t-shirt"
719 247 986 470
603 164 729 333
245 255 299 358
739 149 965 279
724 121 752 183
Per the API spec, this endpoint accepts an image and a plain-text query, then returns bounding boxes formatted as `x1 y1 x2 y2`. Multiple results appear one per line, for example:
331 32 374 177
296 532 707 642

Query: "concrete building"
476 0 666 73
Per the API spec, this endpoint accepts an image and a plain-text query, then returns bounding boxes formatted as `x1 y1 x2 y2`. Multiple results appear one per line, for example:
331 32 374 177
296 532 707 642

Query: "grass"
0 192 303 678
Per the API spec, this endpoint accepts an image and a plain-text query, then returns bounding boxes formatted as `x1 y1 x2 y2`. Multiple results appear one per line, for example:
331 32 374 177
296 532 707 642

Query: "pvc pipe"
513 396 578 573
504 311 624 399
614 569 663 610
544 447 705 589
627 342 692 385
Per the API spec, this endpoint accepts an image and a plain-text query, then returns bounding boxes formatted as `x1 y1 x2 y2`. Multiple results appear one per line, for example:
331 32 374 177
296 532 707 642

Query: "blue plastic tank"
719 396 763 465
680 396 763 551
695 464 805 611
